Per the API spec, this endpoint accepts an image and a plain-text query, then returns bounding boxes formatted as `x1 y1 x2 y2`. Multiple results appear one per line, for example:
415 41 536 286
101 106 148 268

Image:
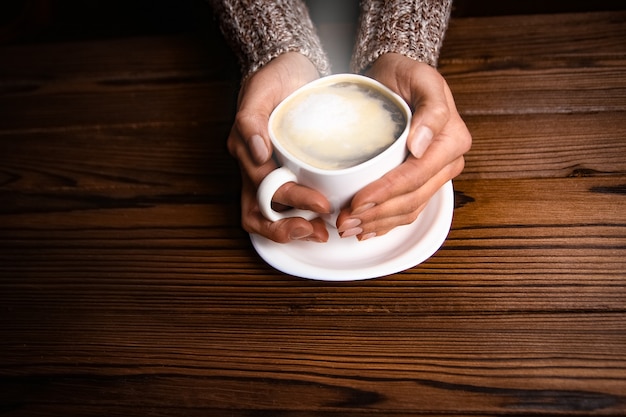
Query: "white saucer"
250 181 454 281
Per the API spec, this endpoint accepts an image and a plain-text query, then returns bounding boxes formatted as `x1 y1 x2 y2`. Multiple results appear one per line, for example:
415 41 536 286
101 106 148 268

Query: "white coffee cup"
257 74 412 227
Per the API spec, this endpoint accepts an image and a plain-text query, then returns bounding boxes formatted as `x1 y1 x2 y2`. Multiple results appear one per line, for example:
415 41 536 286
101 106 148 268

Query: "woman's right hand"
227 52 331 243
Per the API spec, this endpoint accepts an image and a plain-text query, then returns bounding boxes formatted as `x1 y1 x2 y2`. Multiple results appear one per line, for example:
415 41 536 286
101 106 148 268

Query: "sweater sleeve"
351 0 452 73
207 0 331 79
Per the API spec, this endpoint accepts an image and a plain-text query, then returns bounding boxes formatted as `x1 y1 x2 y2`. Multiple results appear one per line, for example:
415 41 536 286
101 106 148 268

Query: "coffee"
271 80 407 170
259 74 411 224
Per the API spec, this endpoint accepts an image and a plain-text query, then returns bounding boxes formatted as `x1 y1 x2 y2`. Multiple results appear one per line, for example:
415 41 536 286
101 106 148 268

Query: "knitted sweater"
208 0 452 78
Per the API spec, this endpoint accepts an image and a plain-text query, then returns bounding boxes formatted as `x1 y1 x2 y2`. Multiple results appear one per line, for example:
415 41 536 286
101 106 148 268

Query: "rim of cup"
267 73 412 176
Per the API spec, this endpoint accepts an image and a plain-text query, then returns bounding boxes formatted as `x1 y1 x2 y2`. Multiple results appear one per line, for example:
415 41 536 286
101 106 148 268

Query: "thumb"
234 72 281 165
234 109 272 164
406 69 450 159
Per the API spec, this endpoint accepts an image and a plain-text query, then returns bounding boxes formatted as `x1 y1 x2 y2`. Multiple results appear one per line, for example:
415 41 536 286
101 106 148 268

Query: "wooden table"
1 10 625 416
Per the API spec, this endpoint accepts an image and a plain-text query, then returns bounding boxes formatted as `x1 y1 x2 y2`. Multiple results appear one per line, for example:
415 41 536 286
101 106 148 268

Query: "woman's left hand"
336 53 472 240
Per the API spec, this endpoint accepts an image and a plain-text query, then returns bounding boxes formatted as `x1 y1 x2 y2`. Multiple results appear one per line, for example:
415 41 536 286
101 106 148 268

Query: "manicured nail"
409 126 434 158
311 203 331 214
340 227 363 238
250 134 270 163
359 232 377 241
289 226 311 241
352 202 375 216
338 218 361 233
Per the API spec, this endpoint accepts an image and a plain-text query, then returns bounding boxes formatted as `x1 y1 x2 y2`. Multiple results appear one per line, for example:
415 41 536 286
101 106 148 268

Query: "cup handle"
257 167 319 222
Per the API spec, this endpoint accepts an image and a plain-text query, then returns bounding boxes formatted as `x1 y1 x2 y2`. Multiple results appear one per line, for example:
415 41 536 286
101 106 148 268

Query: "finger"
368 56 451 159
258 216 328 243
350 158 462 239
273 182 331 215
240 174 329 243
406 71 450 159
348 106 470 215
233 108 273 165
337 154 463 237
227 128 278 189
233 70 283 165
360 201 429 240
346 155 432 216
307 217 330 242
233 53 321 165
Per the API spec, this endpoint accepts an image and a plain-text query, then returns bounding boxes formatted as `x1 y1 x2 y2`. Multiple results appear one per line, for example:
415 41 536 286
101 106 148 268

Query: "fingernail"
311 203 331 214
359 232 377 241
250 134 270 163
352 202 375 216
289 226 311 241
409 126 434 158
338 218 361 233
340 227 363 238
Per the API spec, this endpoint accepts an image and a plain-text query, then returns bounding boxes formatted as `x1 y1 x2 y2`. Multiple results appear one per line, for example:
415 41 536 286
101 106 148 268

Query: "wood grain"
1 10 625 417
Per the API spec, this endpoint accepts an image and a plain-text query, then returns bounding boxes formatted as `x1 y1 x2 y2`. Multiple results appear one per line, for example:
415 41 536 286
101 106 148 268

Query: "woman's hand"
227 52 331 243
336 53 472 240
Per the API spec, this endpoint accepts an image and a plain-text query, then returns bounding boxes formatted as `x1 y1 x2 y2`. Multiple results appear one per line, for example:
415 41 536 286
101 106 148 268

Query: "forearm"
208 0 331 78
352 0 452 73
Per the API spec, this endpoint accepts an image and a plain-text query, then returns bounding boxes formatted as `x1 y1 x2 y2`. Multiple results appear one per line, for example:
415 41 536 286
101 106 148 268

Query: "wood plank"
0 82 238 131
0 35 238 81
0 125 239 207
0 35 239 131
459 112 626 179
440 11 626 115
2 350 623 415
1 311 625 413
441 11 626 60
452 177 626 226
444 64 626 115
441 53 626 115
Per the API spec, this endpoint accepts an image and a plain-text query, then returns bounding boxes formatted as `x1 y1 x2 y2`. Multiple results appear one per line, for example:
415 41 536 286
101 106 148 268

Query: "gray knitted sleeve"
207 0 331 79
351 0 453 73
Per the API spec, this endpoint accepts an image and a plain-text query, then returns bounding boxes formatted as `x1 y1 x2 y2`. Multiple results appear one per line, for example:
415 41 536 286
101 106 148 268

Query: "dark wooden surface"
1 10 625 416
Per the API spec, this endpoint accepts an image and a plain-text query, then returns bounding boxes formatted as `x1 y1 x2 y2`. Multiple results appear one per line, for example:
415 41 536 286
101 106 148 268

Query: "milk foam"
272 82 406 170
